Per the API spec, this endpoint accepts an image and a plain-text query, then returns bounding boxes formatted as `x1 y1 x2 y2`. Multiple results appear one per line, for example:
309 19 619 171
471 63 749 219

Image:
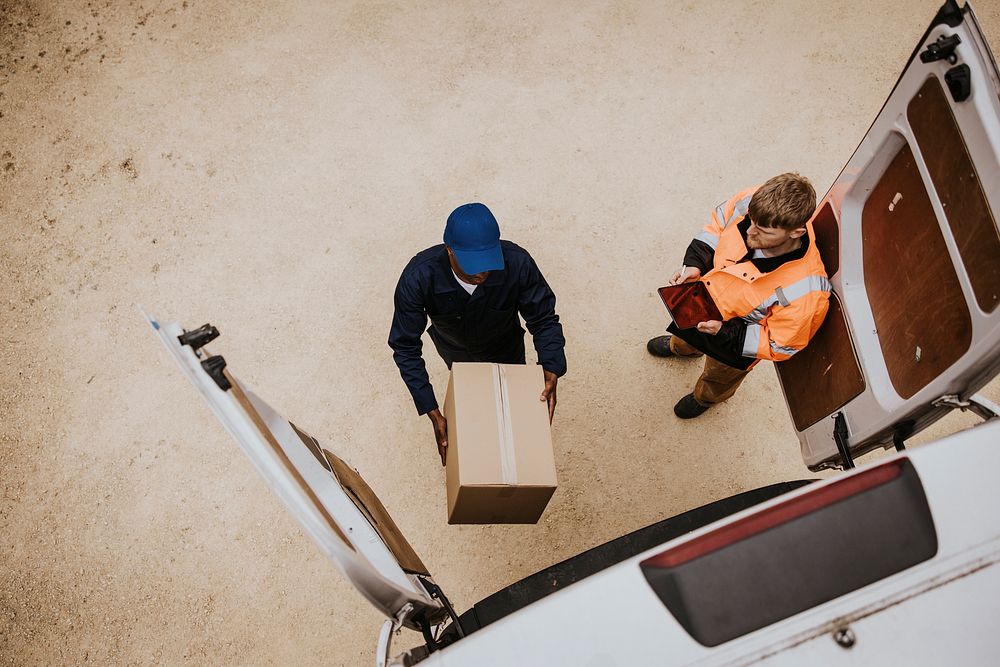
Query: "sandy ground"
3 0 1000 664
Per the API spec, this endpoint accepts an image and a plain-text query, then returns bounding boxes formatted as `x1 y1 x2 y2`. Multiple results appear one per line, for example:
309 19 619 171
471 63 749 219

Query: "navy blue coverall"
389 241 567 415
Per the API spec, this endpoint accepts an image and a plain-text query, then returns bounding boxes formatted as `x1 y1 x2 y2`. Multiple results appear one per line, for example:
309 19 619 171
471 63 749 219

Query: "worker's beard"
746 234 787 250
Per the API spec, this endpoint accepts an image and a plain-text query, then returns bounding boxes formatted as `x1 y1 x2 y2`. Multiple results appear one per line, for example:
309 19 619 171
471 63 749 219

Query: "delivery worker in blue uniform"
389 203 567 465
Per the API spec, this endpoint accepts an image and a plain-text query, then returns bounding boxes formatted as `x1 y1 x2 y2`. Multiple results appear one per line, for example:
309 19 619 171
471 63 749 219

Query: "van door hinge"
920 33 962 65
376 603 412 667
932 394 1000 422
419 577 464 639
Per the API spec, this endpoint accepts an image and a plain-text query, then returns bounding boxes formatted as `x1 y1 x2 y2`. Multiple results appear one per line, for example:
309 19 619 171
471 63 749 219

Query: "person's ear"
789 227 807 239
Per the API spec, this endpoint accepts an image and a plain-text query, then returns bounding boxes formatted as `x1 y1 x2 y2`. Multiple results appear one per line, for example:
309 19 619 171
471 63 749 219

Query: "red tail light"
643 460 905 569
640 458 935 647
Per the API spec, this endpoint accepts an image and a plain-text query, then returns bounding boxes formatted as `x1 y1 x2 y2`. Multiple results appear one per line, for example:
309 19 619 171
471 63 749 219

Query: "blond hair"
748 173 816 229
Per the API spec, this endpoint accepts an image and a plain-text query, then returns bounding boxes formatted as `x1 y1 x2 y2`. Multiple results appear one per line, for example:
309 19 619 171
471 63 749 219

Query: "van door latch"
178 323 220 353
920 33 961 65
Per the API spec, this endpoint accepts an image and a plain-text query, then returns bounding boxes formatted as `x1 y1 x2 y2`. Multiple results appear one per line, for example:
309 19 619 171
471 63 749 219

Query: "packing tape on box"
492 364 518 484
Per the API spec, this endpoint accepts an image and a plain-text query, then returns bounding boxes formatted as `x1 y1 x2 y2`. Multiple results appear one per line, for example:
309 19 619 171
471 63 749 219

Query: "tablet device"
657 281 724 329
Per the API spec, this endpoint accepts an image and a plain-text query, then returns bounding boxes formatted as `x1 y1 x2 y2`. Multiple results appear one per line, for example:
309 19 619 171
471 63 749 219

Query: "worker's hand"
697 320 723 335
427 408 448 466
668 266 701 285
540 370 558 423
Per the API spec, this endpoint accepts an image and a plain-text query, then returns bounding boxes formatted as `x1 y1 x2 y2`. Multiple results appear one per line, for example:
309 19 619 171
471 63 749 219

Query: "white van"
146 1 1000 663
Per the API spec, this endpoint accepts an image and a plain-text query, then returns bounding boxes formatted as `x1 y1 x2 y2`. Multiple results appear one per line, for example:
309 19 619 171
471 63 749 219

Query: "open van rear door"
143 310 449 635
777 0 1000 470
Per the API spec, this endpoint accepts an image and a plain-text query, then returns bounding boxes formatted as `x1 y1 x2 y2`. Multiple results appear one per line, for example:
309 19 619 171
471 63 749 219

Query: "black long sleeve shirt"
389 241 567 415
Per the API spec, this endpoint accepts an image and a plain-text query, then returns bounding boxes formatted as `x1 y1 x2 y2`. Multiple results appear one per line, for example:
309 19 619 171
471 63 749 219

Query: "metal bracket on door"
932 393 1000 422
177 323 220 353
920 33 962 64
832 412 856 470
200 355 231 391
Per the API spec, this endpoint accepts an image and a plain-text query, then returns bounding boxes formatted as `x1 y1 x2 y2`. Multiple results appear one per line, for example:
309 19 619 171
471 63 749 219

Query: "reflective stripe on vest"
714 201 728 226
695 230 719 249
741 274 831 324
741 322 806 359
770 341 800 357
702 194 754 249
726 195 752 227
742 323 761 357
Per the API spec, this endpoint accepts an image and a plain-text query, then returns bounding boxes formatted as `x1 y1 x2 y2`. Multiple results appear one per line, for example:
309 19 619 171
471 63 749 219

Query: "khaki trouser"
669 336 751 406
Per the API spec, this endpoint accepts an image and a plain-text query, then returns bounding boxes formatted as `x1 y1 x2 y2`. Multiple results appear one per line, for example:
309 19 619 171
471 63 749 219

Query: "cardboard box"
443 362 558 524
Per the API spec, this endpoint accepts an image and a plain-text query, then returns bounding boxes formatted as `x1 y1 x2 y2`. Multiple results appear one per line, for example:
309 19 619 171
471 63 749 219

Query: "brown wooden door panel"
861 142 973 399
909 76 1000 314
811 201 840 278
776 294 864 431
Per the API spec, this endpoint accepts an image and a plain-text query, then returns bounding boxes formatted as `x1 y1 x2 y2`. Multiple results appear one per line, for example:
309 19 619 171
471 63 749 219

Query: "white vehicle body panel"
424 422 1000 665
758 562 1000 665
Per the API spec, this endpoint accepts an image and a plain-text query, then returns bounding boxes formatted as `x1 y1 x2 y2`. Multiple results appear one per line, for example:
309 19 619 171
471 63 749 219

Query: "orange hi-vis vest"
697 186 831 363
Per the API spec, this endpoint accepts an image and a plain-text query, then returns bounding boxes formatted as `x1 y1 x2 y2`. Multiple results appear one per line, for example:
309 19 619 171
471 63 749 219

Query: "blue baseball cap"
443 203 505 274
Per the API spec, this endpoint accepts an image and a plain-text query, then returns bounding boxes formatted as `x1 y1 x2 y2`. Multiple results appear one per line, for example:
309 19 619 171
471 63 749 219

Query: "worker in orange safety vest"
647 173 830 419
